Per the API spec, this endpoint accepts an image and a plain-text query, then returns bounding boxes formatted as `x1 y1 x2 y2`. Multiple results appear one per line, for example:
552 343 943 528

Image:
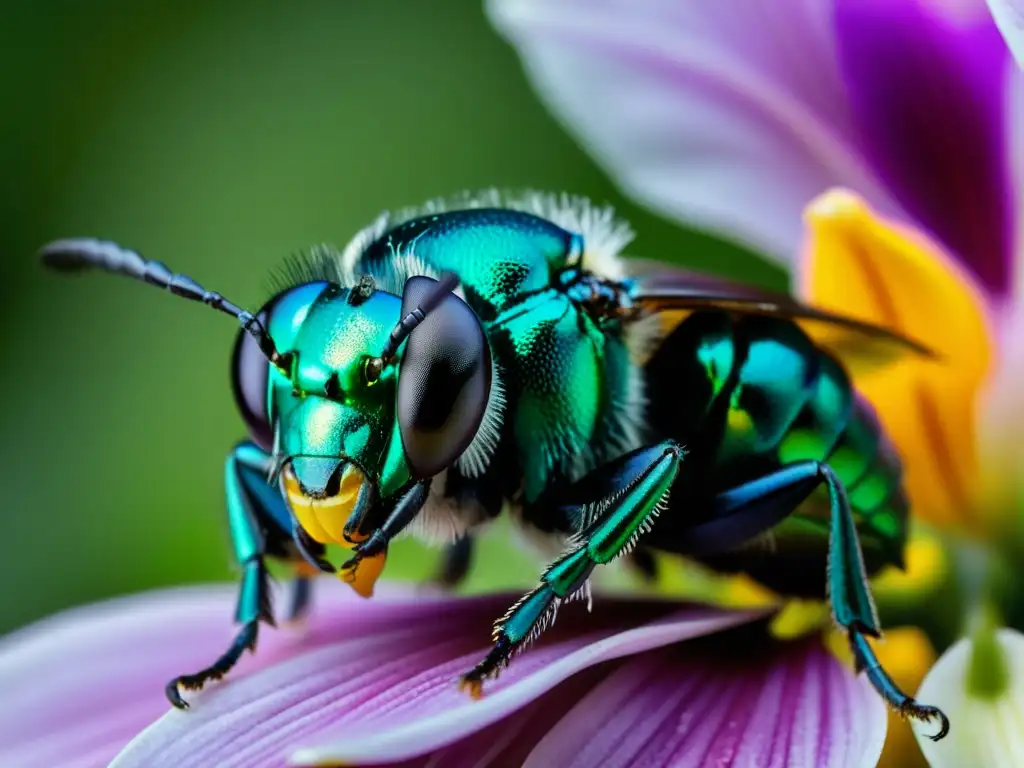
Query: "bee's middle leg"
458 440 685 696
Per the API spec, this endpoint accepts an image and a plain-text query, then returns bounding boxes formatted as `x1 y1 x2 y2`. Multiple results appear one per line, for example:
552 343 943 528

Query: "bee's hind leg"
689 460 950 741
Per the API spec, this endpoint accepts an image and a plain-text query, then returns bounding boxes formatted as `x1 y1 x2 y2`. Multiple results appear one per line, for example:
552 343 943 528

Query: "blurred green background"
0 0 779 635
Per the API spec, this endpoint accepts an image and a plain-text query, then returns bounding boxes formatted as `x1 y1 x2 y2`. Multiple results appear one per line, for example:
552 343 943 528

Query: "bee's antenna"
39 238 289 370
380 271 460 364
364 271 460 382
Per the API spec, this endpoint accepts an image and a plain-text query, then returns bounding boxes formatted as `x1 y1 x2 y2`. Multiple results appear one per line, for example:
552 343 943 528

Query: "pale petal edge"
485 0 899 269
289 607 768 765
913 628 1024 766
988 0 1024 69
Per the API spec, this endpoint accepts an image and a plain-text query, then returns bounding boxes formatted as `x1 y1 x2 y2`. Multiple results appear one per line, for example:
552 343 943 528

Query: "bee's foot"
901 700 950 741
457 674 486 700
164 621 259 710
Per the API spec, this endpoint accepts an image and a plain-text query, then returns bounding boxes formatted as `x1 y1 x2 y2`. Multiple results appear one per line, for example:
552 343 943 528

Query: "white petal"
988 0 1024 69
486 0 897 268
976 300 1024 515
912 629 1024 766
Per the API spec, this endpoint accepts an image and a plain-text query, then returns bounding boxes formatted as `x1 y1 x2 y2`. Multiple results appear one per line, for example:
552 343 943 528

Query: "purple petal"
0 586 236 768
835 0 1016 298
109 601 764 767
0 582 514 768
522 638 887 768
389 666 612 768
486 0 898 268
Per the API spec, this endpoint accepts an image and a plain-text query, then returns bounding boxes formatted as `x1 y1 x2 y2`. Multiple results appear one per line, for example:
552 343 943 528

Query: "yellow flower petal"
768 599 831 640
912 629 1024 766
715 571 779 608
872 526 949 604
799 188 994 533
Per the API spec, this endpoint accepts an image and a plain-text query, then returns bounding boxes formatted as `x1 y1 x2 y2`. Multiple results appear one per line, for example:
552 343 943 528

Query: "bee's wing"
626 259 936 374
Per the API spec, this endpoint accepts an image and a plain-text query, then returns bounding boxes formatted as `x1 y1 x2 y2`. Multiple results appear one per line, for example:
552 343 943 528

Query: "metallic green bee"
40 191 948 739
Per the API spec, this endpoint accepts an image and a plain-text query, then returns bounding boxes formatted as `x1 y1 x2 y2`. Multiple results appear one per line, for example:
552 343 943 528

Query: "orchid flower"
488 0 1024 763
0 583 890 767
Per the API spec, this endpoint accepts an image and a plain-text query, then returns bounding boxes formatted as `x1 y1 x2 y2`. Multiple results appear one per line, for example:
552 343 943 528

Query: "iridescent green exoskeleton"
39 191 948 739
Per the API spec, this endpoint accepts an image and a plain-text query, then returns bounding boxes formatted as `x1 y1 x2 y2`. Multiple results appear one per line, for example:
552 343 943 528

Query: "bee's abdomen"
776 352 852 466
644 311 738 452
646 311 826 471
722 321 908 556
648 311 908 528
710 315 823 470
646 311 909 590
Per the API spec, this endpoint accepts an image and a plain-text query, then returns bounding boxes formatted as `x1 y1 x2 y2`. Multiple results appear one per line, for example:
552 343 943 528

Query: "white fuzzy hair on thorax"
337 189 635 283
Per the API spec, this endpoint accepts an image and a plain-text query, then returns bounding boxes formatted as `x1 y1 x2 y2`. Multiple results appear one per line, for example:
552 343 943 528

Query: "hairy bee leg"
166 441 289 710
432 536 474 590
458 441 684 694
818 462 945 739
849 632 949 740
165 561 270 709
708 461 949 740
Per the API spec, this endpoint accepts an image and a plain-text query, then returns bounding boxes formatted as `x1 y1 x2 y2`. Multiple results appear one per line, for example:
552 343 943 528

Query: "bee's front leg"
165 440 294 709
339 479 432 595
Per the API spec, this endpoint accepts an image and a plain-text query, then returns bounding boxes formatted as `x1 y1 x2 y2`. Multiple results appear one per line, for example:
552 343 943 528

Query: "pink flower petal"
486 0 898 267
109 601 765 767
988 299 1024 409
0 586 235 768
388 665 611 768
978 300 1024 499
522 638 887 768
1013 68 1024 306
0 581 514 768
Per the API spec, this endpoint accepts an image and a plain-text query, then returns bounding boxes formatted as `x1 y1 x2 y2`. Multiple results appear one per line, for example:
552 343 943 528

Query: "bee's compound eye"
231 307 274 451
397 276 491 478
231 281 330 451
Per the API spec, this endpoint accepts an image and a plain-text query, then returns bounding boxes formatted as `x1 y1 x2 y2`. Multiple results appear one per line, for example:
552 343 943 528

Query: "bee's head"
231 274 493 549
37 237 493 588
